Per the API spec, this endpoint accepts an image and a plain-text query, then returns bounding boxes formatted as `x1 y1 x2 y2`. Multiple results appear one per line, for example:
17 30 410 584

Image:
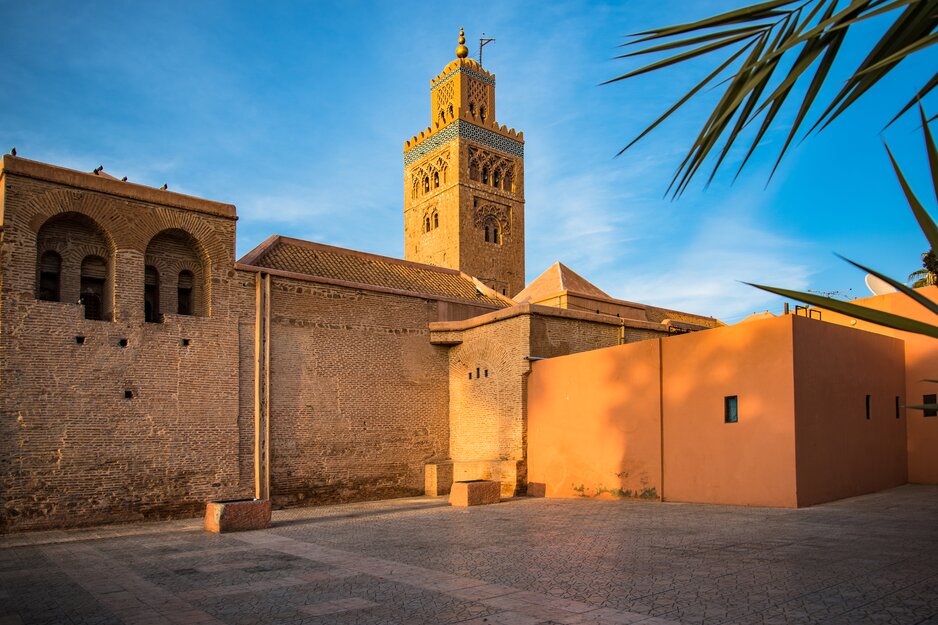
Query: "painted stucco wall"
791 317 907 506
662 316 798 507
819 287 938 484
527 339 662 499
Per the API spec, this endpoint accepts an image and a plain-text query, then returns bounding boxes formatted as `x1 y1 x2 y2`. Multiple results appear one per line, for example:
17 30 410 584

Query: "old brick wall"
432 306 621 494
0 161 251 531
264 275 451 507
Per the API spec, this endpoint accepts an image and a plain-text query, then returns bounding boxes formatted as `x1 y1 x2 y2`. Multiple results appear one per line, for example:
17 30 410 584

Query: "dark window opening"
492 170 500 188
480 106 486 122
144 265 160 323
724 395 738 423
493 226 499 244
896 396 901 419
433 171 440 188
502 288 506 295
182 338 190 347
177 271 194 316
481 167 489 184
38 251 62 301
484 225 490 242
75 336 85 345
469 102 475 117
124 390 133 400
448 104 454 119
865 394 871 420
434 213 439 229
424 177 430 193
118 338 128 348
468 372 472 380
425 217 431 233
924 394 937 417
80 255 107 321
484 369 488 378
476 367 480 378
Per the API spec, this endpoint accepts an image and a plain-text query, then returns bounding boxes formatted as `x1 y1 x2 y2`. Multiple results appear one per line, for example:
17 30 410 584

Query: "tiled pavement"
1 486 937 624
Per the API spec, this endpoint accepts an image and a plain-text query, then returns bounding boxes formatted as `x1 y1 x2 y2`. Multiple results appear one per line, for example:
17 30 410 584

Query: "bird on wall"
9 147 15 156
121 176 127 182
160 183 168 190
93 165 103 175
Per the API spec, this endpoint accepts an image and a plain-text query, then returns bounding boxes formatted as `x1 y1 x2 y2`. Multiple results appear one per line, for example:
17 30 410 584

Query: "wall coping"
428 303 628 333
0 155 237 220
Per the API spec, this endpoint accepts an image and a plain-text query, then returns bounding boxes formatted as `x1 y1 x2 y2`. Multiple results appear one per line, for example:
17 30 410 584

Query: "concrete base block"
527 482 547 497
425 462 454 496
449 480 501 507
204 498 271 533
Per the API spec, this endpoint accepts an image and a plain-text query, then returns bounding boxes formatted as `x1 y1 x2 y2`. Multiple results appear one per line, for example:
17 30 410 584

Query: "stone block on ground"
449 480 500 507
204 498 271 533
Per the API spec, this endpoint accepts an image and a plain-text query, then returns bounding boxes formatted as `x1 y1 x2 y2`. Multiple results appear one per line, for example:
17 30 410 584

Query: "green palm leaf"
610 0 938 194
746 283 938 337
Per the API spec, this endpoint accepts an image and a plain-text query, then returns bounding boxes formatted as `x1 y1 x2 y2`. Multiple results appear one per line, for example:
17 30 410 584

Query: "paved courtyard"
1 485 937 625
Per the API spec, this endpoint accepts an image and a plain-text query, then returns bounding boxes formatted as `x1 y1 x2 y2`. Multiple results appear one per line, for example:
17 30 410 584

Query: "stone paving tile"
299 597 379 616
0 486 936 624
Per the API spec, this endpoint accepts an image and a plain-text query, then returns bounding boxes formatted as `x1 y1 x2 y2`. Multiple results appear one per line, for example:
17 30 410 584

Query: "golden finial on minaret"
456 27 469 59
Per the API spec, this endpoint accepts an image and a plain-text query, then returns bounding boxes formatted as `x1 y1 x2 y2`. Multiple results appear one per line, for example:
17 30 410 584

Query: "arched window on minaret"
469 102 476 118
481 167 489 184
480 106 487 122
424 177 430 193
493 224 500 244
492 169 501 189
425 216 431 233
484 225 490 242
433 171 440 188
433 212 439 229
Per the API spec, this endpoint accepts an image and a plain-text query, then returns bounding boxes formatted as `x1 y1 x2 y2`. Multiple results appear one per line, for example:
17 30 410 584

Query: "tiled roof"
240 236 509 308
516 260 723 328
515 262 609 303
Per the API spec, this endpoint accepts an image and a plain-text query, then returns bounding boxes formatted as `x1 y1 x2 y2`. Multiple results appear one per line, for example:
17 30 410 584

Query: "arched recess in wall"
144 228 211 318
35 211 116 320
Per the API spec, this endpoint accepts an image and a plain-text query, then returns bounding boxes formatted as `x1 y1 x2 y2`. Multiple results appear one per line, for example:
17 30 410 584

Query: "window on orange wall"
724 395 738 423
924 394 937 417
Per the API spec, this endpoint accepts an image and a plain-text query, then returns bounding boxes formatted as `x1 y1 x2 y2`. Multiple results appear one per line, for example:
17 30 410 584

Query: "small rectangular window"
896 396 901 419
924 394 937 417
865 394 871 420
724 396 738 423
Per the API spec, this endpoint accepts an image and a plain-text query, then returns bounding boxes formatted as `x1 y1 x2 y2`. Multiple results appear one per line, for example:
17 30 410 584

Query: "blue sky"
2 1 935 322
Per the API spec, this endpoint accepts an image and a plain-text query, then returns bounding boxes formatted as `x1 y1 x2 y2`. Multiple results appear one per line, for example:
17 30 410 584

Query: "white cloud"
618 208 815 322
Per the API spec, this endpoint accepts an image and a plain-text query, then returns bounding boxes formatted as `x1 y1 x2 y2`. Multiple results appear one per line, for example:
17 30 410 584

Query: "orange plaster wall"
527 340 662 499
818 287 938 483
791 317 907 507
662 316 798 507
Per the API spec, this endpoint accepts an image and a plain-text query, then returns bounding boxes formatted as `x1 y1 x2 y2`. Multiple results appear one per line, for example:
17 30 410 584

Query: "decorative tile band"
404 121 523 166
431 66 496 91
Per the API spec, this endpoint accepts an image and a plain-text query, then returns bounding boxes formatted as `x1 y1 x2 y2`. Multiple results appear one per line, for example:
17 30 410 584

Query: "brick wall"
264 275 451 506
0 160 251 531
430 305 621 494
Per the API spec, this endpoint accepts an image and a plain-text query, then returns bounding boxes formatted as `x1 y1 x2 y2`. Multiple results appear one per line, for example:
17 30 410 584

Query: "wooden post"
254 272 271 500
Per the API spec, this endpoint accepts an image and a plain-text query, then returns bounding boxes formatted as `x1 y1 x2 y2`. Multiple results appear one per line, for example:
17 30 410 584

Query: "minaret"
403 28 525 297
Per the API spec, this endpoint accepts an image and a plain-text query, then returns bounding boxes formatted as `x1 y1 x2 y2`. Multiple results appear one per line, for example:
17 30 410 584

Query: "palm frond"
611 0 938 195
746 283 938 337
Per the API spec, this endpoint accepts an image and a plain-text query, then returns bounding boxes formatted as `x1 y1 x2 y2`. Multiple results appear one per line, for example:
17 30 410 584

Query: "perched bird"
160 183 168 190
121 176 128 182
9 147 16 156
93 165 103 175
